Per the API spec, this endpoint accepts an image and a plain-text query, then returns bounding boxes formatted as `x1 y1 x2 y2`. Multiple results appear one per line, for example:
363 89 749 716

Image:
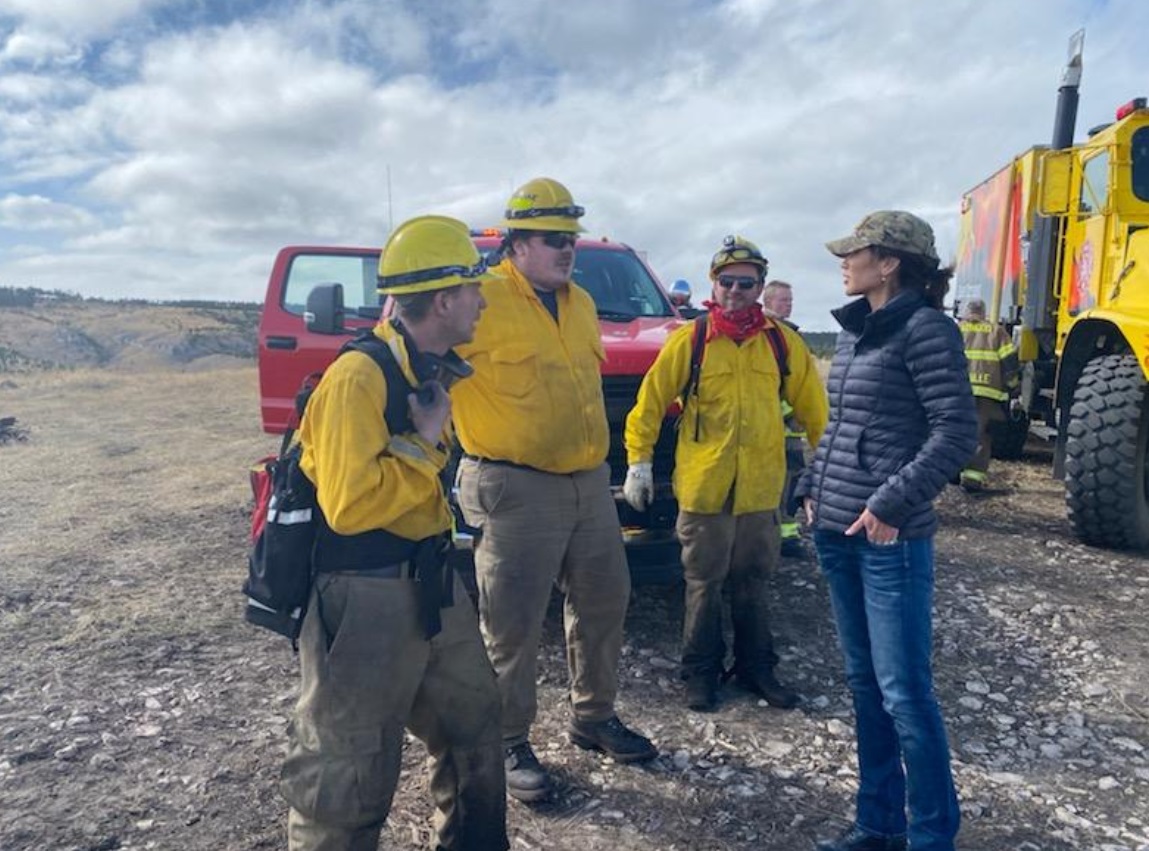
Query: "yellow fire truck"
954 30 1149 549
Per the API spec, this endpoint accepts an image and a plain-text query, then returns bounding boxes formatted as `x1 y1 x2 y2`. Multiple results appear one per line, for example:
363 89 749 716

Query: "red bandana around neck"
703 300 768 342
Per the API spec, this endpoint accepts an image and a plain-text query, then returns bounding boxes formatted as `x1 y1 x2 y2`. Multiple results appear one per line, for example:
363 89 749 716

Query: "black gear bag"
244 428 317 643
244 332 403 644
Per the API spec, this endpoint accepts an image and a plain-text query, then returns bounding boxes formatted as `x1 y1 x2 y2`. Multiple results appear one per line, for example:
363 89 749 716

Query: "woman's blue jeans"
814 531 960 851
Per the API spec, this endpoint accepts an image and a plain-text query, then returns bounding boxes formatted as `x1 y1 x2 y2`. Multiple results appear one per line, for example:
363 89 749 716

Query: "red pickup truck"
257 235 684 583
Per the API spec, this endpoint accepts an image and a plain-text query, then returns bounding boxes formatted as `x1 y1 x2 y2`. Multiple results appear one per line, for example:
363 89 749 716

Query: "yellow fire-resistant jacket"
625 322 828 515
960 320 1019 402
453 259 609 474
299 321 451 540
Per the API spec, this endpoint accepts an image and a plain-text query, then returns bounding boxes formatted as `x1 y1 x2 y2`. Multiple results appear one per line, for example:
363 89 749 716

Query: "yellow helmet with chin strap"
498 177 586 233
710 234 769 279
377 215 495 296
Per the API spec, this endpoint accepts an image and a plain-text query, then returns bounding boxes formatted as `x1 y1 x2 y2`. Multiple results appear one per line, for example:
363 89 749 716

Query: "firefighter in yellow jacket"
762 279 809 558
282 216 508 851
624 236 828 712
959 298 1019 491
452 178 657 804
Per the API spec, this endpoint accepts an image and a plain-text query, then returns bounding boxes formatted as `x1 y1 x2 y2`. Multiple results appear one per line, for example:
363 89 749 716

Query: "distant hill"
799 330 836 359
0 288 260 373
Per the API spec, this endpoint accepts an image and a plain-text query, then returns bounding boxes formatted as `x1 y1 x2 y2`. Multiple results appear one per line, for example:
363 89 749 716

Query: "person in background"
957 298 1019 492
762 279 809 558
453 177 657 804
762 279 794 323
281 215 507 851
669 278 702 318
623 236 828 712
799 211 977 851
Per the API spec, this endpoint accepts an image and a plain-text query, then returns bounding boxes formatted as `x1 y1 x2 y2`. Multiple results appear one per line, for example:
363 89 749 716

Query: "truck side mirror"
1037 150 1074 215
304 283 347 335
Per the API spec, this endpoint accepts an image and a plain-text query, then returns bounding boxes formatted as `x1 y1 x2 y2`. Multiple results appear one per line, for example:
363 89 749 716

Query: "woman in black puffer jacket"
799 211 977 851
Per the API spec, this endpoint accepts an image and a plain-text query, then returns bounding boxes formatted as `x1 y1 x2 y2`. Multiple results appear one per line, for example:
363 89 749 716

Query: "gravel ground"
1 368 1147 850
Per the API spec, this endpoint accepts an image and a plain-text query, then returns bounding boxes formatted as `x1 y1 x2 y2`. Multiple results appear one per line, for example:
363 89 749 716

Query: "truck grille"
602 376 676 487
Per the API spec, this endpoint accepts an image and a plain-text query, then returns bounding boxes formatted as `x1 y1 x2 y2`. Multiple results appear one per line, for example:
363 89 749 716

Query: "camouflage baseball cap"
825 210 940 266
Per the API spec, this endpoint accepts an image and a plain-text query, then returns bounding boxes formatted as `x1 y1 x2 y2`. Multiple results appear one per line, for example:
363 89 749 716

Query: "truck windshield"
573 248 674 318
478 244 674 318
282 244 675 319
1133 127 1149 202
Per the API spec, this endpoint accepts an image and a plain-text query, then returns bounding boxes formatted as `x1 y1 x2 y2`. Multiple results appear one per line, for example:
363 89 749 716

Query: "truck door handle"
266 336 297 350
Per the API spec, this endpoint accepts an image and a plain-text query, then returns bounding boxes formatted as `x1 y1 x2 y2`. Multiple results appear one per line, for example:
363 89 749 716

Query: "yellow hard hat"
710 234 769 278
498 177 586 233
377 215 494 296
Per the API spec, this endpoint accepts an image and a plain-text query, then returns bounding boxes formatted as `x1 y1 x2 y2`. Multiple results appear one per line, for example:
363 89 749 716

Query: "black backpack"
243 332 414 644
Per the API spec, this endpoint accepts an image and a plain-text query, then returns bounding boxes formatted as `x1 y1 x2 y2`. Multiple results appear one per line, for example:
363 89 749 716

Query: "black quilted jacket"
797 290 978 539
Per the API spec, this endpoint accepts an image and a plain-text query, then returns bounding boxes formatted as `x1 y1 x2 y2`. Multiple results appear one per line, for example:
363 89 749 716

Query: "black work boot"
569 715 657 763
683 670 719 712
815 824 907 851
734 666 800 709
780 535 806 559
504 742 550 803
960 470 986 492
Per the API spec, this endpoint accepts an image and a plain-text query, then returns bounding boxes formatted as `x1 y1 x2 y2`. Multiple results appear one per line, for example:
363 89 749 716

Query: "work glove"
623 462 654 512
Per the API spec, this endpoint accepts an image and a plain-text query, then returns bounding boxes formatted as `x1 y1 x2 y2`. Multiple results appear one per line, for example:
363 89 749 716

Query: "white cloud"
277 0 433 70
0 70 90 103
0 0 159 36
0 192 96 229
0 27 81 65
0 0 1146 328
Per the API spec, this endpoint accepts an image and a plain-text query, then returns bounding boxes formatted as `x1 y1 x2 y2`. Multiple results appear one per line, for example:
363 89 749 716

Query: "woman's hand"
803 498 815 526
845 507 900 546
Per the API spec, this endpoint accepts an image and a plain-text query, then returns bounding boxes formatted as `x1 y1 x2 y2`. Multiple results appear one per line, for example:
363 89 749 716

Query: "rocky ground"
1 367 1148 850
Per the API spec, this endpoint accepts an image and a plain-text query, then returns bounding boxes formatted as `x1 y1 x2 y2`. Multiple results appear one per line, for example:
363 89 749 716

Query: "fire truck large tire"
1064 353 1149 550
990 410 1030 460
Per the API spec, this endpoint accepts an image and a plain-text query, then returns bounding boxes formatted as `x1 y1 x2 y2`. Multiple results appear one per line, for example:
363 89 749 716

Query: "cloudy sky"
0 0 1145 328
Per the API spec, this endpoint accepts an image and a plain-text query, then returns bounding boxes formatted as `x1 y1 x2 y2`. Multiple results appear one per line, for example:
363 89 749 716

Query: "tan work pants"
968 396 1006 475
457 459 630 746
676 508 781 679
281 571 507 851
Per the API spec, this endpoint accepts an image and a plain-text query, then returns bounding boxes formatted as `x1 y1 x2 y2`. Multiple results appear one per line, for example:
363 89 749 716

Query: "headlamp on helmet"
709 234 769 279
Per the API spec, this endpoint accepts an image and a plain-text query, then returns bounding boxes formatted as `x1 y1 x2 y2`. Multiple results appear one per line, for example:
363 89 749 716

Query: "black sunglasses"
716 274 761 291
538 232 577 250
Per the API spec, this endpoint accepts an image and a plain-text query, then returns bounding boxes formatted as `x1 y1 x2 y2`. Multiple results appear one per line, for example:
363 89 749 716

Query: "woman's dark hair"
875 247 953 310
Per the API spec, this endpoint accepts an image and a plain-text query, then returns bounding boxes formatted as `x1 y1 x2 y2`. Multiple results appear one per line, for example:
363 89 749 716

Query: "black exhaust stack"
1023 29 1084 337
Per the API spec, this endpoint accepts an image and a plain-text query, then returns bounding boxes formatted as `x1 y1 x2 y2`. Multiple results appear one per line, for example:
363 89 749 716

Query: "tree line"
0 286 259 311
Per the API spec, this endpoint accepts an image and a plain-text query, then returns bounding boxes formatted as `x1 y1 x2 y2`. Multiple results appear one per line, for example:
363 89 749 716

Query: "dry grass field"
2 365 1149 851
0 367 275 849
